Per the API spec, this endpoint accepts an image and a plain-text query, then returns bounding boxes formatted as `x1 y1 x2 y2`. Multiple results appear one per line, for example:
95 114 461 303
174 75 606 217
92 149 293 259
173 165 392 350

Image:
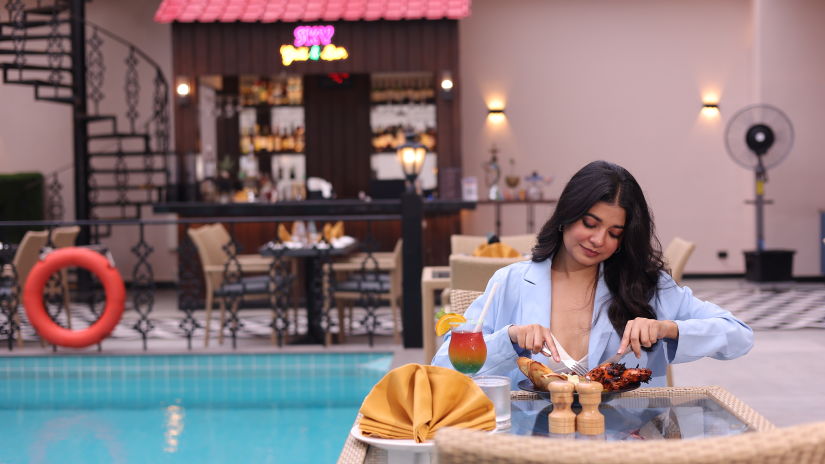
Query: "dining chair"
448 288 482 316
4 230 48 347
4 227 81 346
421 255 523 361
209 222 286 273
450 234 535 257
661 237 695 387
449 254 525 292
450 234 487 256
500 234 536 256
333 239 402 344
187 224 290 346
663 236 696 284
210 222 305 330
435 420 825 463
50 226 81 330
331 232 396 273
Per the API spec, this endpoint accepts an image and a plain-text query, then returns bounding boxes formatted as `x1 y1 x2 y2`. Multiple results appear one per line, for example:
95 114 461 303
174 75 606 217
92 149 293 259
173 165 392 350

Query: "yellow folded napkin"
278 224 291 243
358 364 496 443
473 242 521 258
323 223 333 242
331 220 345 239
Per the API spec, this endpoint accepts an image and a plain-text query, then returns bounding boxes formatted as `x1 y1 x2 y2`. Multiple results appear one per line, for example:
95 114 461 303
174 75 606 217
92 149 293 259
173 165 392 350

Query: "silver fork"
541 347 589 377
565 360 589 377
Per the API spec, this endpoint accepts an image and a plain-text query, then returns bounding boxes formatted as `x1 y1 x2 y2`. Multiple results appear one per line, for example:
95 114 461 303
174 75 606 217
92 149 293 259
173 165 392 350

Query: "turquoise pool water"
0 353 392 463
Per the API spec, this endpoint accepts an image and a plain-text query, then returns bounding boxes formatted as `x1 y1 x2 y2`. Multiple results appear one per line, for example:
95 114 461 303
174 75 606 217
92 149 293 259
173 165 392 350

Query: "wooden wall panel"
173 20 460 170
171 20 465 249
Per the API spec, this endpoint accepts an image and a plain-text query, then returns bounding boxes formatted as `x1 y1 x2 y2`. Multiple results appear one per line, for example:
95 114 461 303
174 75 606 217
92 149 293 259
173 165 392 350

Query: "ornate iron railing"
1 0 172 222
0 216 399 351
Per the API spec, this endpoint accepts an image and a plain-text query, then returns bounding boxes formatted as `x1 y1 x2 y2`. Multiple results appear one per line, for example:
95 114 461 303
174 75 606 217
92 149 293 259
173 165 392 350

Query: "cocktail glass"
448 323 487 376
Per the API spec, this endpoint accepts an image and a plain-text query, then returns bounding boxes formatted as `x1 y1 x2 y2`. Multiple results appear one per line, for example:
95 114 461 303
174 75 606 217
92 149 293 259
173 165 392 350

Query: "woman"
432 161 753 387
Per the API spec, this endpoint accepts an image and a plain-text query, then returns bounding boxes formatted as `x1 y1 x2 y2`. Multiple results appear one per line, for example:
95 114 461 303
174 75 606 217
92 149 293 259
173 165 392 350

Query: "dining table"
338 386 775 464
259 238 359 344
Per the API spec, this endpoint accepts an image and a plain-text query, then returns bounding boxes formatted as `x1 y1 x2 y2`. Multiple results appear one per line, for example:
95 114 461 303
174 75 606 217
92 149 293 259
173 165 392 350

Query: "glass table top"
508 395 751 441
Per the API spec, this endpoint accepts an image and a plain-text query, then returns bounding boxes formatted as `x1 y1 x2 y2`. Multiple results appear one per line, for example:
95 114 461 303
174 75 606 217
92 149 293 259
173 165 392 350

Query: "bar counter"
153 199 476 217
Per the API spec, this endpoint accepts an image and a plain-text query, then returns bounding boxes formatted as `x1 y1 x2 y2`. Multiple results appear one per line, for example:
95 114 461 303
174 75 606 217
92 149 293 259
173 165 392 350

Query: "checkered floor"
693 286 825 330
11 283 825 341
15 306 398 342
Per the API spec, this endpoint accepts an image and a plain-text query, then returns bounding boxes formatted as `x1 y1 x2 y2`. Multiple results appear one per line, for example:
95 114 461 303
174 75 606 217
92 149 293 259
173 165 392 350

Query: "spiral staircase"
1 0 170 232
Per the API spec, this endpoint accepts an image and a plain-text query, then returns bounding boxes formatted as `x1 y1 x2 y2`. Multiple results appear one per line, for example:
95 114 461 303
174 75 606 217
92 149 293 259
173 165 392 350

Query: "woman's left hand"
618 318 679 358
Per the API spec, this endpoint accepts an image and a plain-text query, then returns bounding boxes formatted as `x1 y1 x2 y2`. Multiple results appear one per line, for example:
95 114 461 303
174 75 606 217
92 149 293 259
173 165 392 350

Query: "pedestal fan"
724 104 795 281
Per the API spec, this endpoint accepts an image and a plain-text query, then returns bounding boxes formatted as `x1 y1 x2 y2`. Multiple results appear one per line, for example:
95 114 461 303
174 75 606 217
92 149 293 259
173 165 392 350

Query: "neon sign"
280 25 349 66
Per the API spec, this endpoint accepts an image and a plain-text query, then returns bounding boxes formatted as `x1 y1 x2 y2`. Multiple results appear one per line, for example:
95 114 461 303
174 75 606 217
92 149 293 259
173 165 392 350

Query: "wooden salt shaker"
575 380 605 435
548 381 576 435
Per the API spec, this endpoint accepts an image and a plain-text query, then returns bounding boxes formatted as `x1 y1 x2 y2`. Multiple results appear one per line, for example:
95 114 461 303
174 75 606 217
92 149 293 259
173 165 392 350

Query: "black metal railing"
0 216 400 351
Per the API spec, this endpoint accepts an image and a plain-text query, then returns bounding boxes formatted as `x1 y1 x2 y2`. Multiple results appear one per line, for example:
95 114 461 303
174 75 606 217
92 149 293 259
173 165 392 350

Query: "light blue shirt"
431 258 754 388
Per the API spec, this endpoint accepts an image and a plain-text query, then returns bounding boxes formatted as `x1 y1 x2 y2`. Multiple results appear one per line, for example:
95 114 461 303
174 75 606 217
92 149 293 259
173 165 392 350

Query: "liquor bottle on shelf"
272 126 283 152
286 77 302 105
239 127 254 154
246 81 258 106
391 81 405 104
253 124 261 152
282 126 296 152
371 129 383 152
257 80 270 104
294 125 305 153
262 124 273 152
268 80 284 106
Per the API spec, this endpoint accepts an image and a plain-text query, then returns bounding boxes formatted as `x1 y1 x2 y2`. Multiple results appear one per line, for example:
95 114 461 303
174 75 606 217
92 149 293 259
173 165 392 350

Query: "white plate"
349 424 434 452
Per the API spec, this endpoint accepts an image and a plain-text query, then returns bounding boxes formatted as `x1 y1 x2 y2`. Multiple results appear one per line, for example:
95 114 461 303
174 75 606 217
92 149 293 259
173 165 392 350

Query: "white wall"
459 0 825 275
0 68 75 218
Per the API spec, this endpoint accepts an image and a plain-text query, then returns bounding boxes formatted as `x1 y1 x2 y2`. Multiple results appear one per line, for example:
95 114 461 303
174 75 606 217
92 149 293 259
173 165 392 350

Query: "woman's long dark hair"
532 161 665 340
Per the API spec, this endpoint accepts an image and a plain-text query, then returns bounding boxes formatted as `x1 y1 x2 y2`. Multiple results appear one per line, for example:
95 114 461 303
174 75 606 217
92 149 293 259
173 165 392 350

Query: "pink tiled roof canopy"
154 0 471 23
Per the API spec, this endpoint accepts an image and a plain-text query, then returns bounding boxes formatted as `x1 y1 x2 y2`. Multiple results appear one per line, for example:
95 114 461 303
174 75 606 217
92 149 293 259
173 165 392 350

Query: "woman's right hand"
508 324 561 362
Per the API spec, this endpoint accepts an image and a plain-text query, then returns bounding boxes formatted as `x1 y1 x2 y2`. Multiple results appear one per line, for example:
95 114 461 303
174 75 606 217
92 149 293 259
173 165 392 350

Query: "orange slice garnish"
435 313 467 336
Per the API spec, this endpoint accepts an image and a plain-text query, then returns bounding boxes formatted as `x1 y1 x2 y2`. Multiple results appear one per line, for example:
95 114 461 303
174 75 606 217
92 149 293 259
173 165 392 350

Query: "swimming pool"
0 352 392 463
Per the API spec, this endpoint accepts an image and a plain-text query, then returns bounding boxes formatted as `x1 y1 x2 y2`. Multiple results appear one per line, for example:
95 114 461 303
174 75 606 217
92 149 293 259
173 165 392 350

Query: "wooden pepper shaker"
548 380 576 435
575 380 605 435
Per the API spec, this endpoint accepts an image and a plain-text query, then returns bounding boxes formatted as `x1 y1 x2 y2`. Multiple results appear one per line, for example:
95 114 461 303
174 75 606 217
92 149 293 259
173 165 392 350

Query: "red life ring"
23 247 125 348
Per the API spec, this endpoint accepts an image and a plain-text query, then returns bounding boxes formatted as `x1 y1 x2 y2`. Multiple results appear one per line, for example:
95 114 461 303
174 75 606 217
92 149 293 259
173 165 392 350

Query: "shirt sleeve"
654 273 754 364
430 267 522 376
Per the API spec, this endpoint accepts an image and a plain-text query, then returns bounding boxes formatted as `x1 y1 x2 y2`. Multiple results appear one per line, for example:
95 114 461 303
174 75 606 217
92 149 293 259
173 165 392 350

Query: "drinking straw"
473 282 499 332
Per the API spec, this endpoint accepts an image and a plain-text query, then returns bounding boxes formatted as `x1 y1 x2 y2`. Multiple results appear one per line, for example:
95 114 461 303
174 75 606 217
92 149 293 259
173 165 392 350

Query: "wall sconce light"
175 77 192 105
487 108 506 125
701 102 720 118
439 71 454 100
396 132 427 192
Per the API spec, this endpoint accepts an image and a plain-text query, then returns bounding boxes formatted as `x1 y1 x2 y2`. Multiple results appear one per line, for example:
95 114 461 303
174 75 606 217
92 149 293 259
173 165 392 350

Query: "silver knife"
603 350 632 365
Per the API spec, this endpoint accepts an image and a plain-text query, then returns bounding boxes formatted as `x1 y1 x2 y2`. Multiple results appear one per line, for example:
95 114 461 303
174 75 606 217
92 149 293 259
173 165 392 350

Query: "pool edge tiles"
0 352 393 409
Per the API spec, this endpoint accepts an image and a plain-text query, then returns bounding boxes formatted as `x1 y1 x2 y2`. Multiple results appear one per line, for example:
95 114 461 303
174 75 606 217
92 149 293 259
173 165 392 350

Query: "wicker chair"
210 222 286 273
450 234 535 257
333 240 402 344
500 234 536 256
435 421 825 464
448 289 483 316
3 230 48 347
188 224 290 346
448 254 524 292
663 237 696 284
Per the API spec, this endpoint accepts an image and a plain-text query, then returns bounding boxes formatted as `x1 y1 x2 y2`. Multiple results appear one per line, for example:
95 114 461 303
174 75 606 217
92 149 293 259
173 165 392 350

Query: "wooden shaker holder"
548 380 576 434
575 380 605 435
